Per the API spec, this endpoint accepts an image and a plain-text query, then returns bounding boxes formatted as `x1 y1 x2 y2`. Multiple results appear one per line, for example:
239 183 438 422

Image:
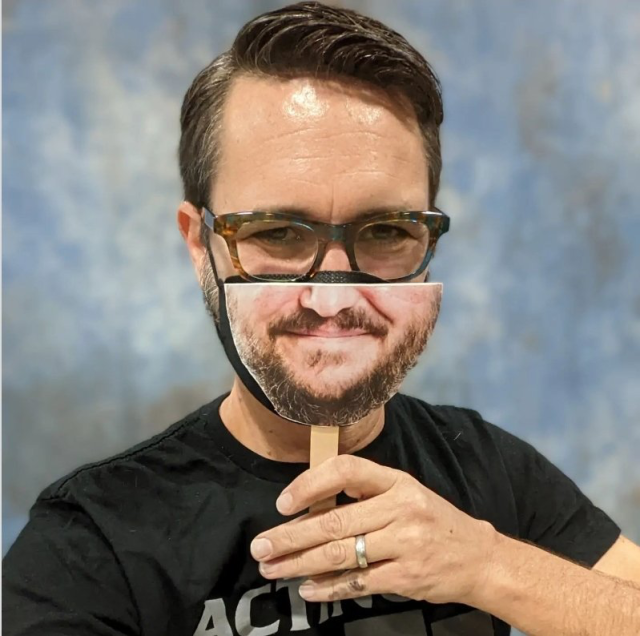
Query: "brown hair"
179 1 444 223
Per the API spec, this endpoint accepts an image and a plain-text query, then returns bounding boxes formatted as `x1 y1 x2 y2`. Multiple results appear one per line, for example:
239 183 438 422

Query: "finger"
297 561 402 603
277 455 401 515
259 528 395 580
253 495 396 561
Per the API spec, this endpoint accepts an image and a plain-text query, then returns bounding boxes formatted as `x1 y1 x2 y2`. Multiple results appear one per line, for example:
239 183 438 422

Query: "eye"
258 227 294 241
363 224 411 241
243 225 303 244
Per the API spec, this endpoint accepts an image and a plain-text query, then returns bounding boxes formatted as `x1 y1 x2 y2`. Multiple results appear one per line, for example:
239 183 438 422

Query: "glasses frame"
202 208 450 283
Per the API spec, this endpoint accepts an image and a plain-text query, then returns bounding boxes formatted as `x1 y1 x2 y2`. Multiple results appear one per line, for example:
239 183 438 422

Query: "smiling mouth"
285 328 372 338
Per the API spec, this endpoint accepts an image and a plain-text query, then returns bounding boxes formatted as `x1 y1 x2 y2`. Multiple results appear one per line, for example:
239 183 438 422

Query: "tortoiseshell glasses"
202 208 450 283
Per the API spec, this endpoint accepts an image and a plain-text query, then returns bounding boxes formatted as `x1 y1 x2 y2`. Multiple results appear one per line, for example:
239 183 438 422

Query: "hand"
250 455 497 605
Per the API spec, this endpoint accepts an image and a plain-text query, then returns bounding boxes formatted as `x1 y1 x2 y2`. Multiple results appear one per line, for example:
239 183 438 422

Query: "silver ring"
354 534 368 569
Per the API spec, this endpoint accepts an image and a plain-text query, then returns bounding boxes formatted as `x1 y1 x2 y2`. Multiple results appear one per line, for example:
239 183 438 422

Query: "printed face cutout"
225 282 442 426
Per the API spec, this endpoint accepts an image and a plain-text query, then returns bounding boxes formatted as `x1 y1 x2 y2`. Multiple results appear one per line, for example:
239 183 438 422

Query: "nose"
300 243 359 317
299 283 361 318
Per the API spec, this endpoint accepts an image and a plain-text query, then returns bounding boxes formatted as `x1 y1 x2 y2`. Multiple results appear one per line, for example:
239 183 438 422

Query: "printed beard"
224 282 442 426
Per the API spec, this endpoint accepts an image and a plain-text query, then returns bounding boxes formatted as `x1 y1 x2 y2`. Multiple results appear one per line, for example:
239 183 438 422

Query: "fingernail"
276 491 293 514
298 581 316 600
251 538 272 560
259 562 275 577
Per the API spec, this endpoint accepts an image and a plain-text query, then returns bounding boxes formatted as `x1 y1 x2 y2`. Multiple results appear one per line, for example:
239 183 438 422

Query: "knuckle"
320 509 345 540
393 468 411 485
406 491 430 518
379 562 403 596
323 540 348 567
335 455 358 481
290 551 305 573
402 524 424 550
279 525 298 553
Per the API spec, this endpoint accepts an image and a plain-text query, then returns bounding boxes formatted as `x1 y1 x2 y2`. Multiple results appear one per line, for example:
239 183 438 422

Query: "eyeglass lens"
234 219 431 280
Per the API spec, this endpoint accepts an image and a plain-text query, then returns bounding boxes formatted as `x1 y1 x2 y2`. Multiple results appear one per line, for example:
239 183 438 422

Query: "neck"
219 378 385 463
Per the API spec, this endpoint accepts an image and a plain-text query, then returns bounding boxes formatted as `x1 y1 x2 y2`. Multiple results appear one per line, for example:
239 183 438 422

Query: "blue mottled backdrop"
3 0 640 556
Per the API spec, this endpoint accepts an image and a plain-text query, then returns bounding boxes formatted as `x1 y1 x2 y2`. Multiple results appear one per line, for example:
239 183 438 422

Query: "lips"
286 328 370 338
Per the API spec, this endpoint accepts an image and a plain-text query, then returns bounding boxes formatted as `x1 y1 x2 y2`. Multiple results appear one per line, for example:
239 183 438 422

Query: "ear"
177 201 207 275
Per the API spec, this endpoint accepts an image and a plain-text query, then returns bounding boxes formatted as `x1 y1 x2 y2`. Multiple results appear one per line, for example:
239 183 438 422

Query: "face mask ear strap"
201 204 225 287
212 258 282 417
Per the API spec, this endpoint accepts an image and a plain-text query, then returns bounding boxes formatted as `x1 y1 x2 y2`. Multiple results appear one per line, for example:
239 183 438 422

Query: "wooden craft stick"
309 425 340 513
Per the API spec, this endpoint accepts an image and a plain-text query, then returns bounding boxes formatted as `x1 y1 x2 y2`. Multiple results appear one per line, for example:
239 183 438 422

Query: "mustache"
268 308 389 339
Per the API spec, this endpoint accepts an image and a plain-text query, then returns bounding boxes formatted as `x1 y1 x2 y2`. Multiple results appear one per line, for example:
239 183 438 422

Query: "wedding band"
355 534 368 569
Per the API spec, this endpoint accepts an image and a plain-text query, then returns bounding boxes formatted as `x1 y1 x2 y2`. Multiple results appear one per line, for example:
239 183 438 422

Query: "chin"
291 376 362 402
292 363 370 387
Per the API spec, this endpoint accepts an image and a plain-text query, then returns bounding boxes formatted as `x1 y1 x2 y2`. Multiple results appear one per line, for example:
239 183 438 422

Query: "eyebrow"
252 205 416 222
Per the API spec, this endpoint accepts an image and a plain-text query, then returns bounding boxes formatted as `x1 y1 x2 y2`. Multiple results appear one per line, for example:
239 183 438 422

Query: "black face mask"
206 247 386 417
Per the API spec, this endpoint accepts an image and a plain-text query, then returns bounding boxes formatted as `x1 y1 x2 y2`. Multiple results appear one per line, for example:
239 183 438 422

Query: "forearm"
469 532 640 636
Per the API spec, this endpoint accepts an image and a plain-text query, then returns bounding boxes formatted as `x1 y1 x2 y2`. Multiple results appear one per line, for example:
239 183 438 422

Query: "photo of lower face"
225 282 443 426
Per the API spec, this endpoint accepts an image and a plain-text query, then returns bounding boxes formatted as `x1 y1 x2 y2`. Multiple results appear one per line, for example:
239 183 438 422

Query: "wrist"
460 520 504 610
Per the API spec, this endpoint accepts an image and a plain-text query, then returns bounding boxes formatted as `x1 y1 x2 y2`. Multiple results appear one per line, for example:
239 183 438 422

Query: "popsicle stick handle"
309 425 340 513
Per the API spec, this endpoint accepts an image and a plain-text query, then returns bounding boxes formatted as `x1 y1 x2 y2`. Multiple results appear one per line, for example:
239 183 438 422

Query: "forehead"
213 75 429 220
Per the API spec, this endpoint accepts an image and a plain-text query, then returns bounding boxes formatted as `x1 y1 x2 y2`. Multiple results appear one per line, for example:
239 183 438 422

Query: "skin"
178 75 640 633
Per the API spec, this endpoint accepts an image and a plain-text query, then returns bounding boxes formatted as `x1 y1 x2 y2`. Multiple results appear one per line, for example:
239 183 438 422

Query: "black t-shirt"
3 393 620 635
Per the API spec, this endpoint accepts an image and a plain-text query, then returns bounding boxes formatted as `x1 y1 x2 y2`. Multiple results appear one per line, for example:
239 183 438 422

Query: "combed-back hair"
179 1 444 217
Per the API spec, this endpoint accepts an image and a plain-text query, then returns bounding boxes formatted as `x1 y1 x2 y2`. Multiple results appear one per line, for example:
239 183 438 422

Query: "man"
4 3 640 635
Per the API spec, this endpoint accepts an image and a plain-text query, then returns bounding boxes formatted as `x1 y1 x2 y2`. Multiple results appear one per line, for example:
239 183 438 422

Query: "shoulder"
390 392 509 451
382 394 536 537
38 395 226 504
388 394 536 521
391 393 572 487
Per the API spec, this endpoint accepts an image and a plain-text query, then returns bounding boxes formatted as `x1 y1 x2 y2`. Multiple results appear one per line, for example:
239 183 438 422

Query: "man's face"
200 75 440 423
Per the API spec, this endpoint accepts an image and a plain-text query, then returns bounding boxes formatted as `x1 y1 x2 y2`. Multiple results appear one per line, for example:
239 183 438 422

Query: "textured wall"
3 0 640 557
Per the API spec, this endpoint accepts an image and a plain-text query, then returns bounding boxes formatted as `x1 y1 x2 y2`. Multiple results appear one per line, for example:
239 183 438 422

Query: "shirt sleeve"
2 495 139 636
487 420 621 567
